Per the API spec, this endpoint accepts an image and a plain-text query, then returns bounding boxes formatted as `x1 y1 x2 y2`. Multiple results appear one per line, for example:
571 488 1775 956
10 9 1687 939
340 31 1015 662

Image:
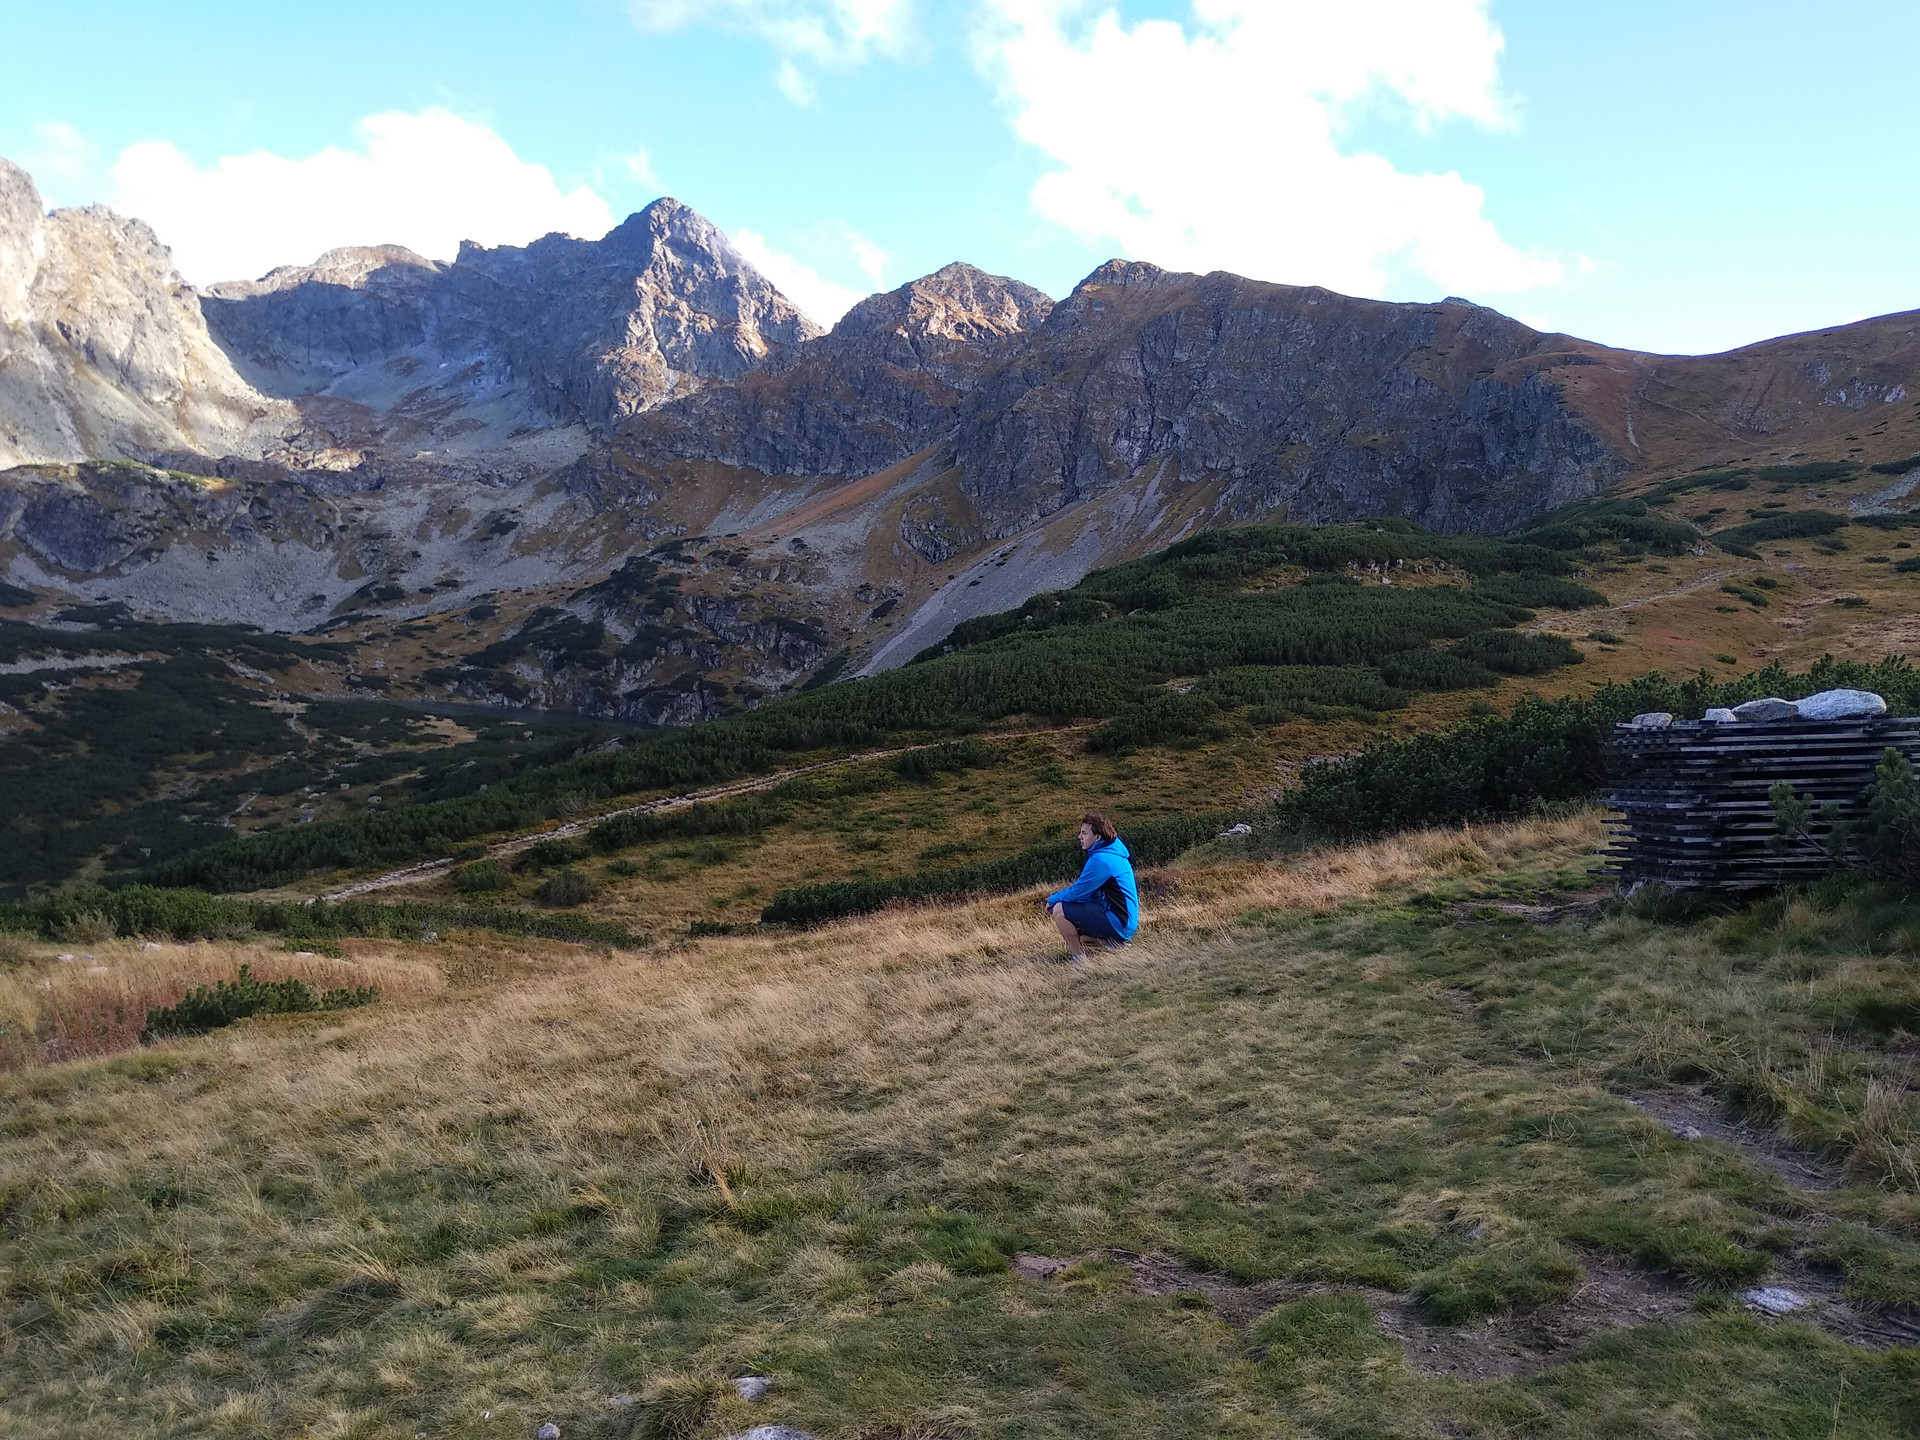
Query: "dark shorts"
1060 898 1128 945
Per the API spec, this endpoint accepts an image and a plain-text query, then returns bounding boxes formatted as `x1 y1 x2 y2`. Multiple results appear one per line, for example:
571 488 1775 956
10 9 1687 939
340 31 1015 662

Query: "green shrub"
1469 574 1607 610
1448 629 1582 676
517 839 586 871
589 797 785 852
1192 665 1405 714
1377 649 1498 692
453 860 510 893
534 869 599 907
1090 692 1227 752
1517 497 1699 555
142 964 376 1043
1713 510 1848 547
895 738 994 782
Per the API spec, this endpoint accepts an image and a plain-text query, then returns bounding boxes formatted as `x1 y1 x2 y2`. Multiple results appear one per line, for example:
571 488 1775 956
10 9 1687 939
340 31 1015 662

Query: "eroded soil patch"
1015 1240 1912 1384
1629 1086 1845 1190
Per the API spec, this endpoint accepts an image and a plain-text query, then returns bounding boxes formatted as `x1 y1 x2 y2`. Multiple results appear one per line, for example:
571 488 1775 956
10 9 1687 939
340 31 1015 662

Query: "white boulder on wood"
1731 697 1797 722
1795 688 1887 720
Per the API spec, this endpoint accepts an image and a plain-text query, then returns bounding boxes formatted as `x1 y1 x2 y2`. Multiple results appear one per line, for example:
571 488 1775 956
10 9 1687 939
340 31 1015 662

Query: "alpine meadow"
5 24 1920 1434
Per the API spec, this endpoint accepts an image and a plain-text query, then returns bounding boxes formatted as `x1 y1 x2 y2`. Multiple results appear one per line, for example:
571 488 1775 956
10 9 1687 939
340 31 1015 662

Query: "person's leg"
1049 902 1086 959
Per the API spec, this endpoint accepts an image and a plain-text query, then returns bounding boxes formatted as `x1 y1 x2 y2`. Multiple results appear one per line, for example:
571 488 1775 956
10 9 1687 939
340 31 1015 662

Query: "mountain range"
2 153 1917 720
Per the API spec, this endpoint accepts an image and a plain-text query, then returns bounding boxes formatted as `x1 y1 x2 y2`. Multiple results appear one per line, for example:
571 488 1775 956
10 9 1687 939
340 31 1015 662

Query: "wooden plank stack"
1603 715 1920 890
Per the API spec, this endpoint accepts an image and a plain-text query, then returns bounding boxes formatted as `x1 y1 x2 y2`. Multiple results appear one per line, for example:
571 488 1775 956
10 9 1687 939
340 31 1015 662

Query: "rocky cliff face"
4 145 1918 719
944 263 1626 544
0 159 293 470
619 261 1052 478
200 199 821 465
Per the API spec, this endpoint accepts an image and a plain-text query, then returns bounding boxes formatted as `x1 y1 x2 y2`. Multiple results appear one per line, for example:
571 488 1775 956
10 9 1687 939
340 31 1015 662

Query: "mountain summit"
0 158 290 469
1 152 1918 721
199 196 820 468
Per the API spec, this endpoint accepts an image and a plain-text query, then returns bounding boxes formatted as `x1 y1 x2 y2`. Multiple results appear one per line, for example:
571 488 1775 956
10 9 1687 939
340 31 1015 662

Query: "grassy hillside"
1 816 1916 1437
57 520 1596 897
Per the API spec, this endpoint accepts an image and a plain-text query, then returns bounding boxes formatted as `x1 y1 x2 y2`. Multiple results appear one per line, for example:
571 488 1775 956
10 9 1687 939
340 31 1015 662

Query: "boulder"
1795 688 1887 720
1731 697 1797 722
1629 712 1673 729
733 1377 772 1402
1702 708 1739 723
1743 1286 1809 1315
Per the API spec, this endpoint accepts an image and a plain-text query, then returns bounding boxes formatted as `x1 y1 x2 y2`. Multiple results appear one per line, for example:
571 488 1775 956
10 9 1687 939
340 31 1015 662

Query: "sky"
1 1 1915 356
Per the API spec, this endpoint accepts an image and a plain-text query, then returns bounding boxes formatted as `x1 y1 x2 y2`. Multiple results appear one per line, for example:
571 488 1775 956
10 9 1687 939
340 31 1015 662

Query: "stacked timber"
1603 704 1920 890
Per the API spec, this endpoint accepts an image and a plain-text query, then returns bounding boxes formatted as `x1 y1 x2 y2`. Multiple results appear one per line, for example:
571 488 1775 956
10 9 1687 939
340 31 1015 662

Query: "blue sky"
2 1 1915 355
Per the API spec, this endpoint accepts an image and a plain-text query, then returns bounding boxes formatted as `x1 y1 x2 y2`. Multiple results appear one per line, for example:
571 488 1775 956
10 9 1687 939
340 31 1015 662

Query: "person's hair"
1081 811 1117 842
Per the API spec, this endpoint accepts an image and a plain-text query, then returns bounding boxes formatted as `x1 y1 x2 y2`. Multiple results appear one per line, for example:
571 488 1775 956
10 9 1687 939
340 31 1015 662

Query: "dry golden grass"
7 809 1920 1439
0 937 444 1069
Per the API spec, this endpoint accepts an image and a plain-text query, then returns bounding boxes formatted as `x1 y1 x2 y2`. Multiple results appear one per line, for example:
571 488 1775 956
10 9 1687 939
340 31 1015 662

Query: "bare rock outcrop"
0 158 293 469
946 263 1629 542
200 198 821 457
619 261 1052 477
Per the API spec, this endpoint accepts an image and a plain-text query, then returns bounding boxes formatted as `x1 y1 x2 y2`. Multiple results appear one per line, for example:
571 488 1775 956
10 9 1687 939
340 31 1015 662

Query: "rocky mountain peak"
0 156 291 469
0 157 46 324
832 262 1053 350
208 244 444 297
202 194 819 449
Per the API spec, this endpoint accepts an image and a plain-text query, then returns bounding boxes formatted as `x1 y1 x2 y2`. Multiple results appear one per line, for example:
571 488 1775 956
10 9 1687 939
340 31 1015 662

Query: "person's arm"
1047 850 1113 907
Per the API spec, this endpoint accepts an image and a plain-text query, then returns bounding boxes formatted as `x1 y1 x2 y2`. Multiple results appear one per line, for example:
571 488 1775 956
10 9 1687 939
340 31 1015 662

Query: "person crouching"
1045 811 1139 963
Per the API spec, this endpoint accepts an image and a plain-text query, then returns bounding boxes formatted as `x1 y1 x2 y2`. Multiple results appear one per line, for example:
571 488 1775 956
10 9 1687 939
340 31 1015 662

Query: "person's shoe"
1062 951 1087 966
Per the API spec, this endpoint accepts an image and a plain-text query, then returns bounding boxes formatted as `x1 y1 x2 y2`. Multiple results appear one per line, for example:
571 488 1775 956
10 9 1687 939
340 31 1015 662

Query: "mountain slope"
198 198 821 471
0 159 293 470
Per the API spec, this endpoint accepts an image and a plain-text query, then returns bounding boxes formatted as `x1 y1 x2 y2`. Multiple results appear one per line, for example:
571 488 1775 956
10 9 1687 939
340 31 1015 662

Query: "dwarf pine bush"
141 964 377 1043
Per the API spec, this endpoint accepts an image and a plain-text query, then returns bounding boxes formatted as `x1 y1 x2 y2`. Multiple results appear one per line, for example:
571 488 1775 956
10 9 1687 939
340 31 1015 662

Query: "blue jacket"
1046 836 1139 940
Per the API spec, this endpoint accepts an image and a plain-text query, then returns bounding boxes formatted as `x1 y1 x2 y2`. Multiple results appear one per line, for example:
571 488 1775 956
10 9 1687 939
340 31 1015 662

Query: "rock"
723 1429 815 1440
1629 712 1674 729
1217 822 1254 839
537 1424 562 1440
1672 1124 1704 1142
608 1396 636 1409
1795 688 1887 720
203 198 817 443
138 940 163 951
0 158 295 470
1743 1286 1809 1315
1701 708 1739 723
732 1376 772 1402
1732 697 1797 722
1014 1254 1070 1280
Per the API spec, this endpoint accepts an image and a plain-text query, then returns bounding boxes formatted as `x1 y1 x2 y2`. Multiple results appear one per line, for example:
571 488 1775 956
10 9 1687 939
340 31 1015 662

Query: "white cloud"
106 109 616 285
629 0 913 102
839 222 888 289
620 146 661 188
975 0 1560 299
16 120 92 201
776 59 818 105
732 226 874 325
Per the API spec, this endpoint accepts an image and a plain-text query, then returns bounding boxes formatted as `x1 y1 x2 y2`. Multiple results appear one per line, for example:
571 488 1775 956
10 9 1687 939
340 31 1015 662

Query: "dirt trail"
1526 566 1738 635
318 744 923 901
